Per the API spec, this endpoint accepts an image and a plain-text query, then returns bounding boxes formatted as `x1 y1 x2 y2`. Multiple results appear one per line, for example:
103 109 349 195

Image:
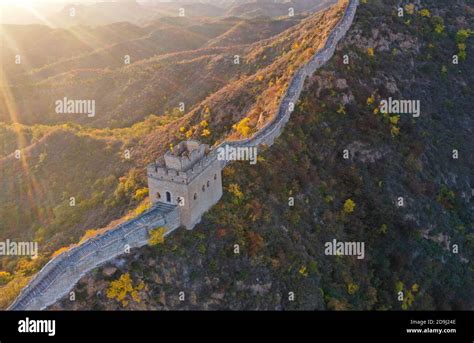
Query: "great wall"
9 0 359 311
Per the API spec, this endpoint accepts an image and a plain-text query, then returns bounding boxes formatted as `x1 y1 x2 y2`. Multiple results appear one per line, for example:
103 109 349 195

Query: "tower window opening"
166 191 171 203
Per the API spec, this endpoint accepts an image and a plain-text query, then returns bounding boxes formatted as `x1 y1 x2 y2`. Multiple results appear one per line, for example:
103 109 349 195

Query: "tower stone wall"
147 140 223 229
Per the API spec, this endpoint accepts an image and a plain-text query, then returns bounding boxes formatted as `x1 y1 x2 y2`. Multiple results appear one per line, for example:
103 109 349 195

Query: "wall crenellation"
148 140 223 229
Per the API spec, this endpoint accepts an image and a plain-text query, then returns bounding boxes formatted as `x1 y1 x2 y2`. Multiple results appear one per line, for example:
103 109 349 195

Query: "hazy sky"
0 0 131 4
0 0 82 4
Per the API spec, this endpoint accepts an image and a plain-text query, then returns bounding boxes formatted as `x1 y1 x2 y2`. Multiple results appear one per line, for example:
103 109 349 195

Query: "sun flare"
1 0 33 5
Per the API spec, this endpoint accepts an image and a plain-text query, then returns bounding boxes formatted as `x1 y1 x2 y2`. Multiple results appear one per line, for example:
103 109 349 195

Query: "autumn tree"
134 187 148 201
343 198 356 214
247 231 264 256
233 118 251 137
148 227 166 246
106 273 145 307
228 183 244 205
0 271 12 285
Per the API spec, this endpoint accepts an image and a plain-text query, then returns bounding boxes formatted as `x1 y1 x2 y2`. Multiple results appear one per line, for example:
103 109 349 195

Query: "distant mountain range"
1 0 340 129
0 0 336 26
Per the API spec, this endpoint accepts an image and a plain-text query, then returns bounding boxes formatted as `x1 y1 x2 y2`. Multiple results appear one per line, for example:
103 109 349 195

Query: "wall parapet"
147 151 218 185
9 203 179 310
210 0 358 163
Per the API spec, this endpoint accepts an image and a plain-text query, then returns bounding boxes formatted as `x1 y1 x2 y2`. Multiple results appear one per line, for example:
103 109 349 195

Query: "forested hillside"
52 0 473 311
0 0 346 308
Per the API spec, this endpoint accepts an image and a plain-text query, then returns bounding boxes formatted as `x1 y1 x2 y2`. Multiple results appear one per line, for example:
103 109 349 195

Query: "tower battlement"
164 140 208 171
147 140 223 229
147 141 217 185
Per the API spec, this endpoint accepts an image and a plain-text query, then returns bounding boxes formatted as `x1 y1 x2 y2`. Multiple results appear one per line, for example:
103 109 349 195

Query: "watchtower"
147 140 223 229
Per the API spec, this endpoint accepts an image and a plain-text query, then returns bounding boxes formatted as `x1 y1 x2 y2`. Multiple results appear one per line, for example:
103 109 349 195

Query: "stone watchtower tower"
147 140 223 229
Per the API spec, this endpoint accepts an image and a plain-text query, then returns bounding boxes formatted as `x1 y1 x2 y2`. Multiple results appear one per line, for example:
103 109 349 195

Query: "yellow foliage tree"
15 258 38 276
0 275 31 309
366 94 375 105
133 200 151 217
228 183 244 200
149 227 166 246
185 129 194 139
367 47 375 57
233 117 251 137
405 4 415 15
134 187 148 201
390 125 400 137
343 198 356 213
298 266 308 277
337 104 346 115
106 273 145 307
0 271 12 285
419 9 430 17
389 115 400 125
402 290 415 310
203 106 211 118
201 128 211 137
347 282 359 295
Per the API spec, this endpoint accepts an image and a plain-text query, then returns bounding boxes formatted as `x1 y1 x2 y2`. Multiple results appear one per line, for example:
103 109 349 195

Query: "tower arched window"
202 185 205 192
214 174 217 180
207 180 210 188
194 193 197 200
166 191 171 203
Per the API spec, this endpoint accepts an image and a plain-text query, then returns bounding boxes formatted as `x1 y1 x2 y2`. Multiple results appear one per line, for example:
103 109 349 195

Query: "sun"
0 0 39 5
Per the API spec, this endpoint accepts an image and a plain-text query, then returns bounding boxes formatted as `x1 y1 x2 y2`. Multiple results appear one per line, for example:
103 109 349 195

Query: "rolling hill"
1 0 345 130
